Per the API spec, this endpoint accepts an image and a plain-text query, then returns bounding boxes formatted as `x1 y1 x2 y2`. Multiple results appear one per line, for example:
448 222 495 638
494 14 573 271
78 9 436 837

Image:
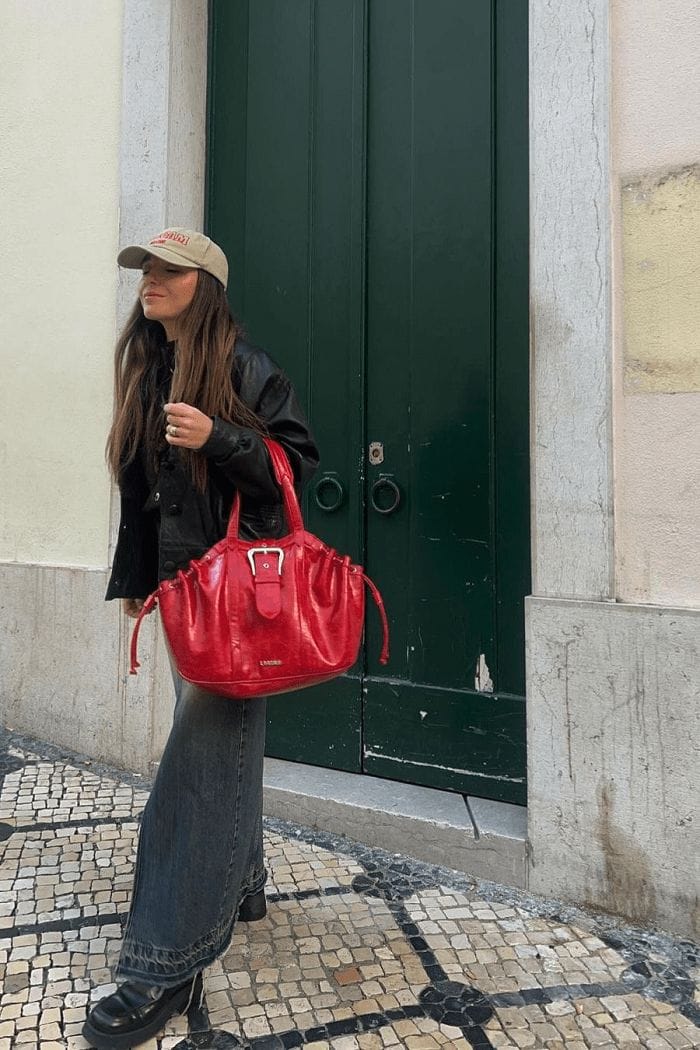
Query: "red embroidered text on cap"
149 230 190 247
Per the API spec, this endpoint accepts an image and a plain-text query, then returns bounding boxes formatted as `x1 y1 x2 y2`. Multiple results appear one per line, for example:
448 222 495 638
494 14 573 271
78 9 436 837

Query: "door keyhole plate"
369 441 384 465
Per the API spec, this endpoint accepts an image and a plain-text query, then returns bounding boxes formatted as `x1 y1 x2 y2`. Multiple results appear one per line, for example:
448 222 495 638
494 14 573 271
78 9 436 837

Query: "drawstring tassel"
129 594 157 674
363 574 390 665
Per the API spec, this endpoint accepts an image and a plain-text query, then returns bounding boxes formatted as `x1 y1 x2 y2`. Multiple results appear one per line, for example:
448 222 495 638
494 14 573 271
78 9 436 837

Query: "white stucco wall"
0 1 123 567
612 0 700 607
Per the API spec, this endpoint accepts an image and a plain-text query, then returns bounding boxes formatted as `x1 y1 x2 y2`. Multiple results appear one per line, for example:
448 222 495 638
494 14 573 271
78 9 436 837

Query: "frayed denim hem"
115 868 267 986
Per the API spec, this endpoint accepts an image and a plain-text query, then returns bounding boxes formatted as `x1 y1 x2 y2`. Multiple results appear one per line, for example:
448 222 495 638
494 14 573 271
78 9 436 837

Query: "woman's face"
139 255 199 339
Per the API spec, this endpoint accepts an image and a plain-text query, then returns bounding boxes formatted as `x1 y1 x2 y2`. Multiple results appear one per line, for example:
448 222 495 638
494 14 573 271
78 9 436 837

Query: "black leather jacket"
106 339 319 600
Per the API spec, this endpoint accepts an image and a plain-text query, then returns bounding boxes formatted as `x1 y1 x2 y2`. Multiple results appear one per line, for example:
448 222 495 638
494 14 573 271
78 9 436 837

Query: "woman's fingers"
163 402 213 449
163 401 191 419
163 402 200 427
164 403 195 428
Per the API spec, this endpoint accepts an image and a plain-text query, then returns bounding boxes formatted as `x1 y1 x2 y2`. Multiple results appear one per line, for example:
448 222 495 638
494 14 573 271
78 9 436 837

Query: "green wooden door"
207 0 529 804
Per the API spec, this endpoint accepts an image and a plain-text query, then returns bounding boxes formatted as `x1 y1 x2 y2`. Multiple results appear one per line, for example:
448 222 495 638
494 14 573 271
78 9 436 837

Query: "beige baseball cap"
117 228 228 289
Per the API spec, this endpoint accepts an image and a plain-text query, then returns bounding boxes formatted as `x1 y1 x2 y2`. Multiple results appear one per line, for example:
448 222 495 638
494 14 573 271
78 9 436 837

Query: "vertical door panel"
365 0 493 688
208 0 366 771
363 0 526 803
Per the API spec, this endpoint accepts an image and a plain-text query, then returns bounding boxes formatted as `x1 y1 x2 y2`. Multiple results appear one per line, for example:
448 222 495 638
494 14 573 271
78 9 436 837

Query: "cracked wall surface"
527 597 700 941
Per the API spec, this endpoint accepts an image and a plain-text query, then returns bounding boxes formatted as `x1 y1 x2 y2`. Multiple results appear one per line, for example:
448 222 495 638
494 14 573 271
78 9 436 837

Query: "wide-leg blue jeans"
115 668 267 986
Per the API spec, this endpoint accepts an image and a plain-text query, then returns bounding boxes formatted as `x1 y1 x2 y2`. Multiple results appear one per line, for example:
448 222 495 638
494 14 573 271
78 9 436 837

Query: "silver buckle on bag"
247 547 285 576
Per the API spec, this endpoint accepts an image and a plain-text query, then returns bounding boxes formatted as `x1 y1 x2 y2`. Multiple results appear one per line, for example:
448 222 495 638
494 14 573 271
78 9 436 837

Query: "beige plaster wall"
612 1 700 606
0 1 123 568
0 0 209 777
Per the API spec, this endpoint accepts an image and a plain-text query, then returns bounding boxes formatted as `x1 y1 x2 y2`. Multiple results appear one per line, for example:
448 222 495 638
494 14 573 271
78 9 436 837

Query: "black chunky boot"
237 887 267 922
82 971 202 1049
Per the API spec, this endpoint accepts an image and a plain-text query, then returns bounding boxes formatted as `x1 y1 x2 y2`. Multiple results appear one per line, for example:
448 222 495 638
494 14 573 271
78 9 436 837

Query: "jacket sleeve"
105 458 160 601
199 356 319 502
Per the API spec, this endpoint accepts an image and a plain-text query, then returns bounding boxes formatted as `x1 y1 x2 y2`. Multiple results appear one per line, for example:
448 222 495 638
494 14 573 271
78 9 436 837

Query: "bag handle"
227 438 303 540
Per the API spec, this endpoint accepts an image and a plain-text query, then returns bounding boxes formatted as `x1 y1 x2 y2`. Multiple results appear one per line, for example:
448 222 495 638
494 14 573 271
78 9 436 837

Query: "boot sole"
82 977 196 1050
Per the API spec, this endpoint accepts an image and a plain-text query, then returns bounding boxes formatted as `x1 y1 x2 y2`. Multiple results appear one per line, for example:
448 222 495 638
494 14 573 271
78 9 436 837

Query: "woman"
83 228 319 1049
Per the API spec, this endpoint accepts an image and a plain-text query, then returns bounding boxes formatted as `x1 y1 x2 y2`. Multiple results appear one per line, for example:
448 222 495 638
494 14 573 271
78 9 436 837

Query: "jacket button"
154 492 160 503
163 560 176 572
167 503 182 516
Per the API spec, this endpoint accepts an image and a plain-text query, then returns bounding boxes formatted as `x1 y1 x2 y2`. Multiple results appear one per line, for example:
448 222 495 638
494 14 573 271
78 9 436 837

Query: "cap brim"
116 244 201 271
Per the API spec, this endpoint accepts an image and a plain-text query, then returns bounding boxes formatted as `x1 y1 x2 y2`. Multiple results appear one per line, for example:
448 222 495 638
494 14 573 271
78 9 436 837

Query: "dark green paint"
364 0 494 692
266 676 362 773
364 679 526 804
208 0 366 772
207 0 529 803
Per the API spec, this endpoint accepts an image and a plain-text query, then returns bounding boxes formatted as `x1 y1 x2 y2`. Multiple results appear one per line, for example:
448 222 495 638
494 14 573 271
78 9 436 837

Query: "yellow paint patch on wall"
622 166 700 393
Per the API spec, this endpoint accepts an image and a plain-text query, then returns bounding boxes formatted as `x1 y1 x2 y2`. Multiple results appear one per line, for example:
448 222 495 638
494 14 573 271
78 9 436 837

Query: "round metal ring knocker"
314 475 345 512
370 477 401 515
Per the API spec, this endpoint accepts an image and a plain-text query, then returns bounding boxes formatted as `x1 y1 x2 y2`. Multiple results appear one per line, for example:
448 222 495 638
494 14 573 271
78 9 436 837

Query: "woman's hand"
164 402 214 450
123 598 145 619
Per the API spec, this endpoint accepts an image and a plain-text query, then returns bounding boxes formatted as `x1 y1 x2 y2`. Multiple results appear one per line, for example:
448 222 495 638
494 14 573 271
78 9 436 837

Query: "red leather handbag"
129 438 389 698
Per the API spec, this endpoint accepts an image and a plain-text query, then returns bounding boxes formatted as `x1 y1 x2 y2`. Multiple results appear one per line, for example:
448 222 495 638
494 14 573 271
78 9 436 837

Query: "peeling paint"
475 654 494 693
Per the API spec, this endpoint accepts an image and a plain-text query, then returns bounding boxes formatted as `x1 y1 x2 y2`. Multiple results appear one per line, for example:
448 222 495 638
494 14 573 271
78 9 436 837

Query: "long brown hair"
106 271 265 491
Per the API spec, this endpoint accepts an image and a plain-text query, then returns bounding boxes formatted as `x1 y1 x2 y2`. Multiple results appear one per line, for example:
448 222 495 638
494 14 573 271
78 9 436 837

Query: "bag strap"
362 573 390 665
226 438 303 541
129 593 158 675
263 438 304 530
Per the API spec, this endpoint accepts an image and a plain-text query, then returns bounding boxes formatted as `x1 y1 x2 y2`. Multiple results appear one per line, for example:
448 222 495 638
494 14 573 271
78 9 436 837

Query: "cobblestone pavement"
0 728 698 1050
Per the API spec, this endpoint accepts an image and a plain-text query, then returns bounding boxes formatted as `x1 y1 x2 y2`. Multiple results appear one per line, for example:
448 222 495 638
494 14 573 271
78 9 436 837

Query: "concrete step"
263 758 528 887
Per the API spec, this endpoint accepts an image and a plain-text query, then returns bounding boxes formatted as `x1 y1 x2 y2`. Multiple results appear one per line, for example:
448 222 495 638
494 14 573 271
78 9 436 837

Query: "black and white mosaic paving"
0 727 698 1049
